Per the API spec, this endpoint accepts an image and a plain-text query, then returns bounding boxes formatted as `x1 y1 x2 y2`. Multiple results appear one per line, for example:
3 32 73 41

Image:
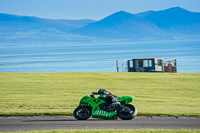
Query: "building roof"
130 57 164 60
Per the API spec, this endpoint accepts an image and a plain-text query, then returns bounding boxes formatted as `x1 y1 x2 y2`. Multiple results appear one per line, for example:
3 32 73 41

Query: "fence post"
116 60 119 72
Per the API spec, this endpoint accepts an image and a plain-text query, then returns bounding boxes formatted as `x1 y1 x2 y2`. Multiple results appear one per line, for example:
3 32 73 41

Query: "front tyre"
73 105 92 120
117 104 137 120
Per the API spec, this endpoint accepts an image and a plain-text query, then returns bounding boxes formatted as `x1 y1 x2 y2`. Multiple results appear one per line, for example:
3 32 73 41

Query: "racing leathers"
91 88 121 109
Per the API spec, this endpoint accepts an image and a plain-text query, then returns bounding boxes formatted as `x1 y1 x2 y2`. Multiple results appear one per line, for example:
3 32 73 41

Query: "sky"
0 0 200 20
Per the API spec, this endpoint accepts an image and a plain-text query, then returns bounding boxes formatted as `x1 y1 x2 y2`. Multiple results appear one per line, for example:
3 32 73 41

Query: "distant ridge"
0 13 96 43
72 10 159 38
73 7 200 39
0 13 96 31
138 7 200 29
0 7 200 43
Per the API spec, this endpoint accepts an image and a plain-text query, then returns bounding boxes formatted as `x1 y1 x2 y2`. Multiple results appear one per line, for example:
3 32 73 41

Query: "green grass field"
0 72 199 116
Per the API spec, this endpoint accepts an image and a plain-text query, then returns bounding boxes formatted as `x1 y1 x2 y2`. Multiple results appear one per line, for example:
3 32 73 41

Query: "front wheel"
73 104 92 120
117 104 137 120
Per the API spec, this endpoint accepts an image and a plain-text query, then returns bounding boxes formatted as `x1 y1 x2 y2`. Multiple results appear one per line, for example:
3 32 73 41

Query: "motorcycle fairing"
118 96 135 104
79 95 117 119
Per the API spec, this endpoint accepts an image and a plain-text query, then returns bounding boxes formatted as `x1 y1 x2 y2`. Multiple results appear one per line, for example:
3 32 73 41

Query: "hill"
1 7 200 43
72 11 160 39
73 7 200 40
0 13 95 32
0 13 96 43
137 7 200 34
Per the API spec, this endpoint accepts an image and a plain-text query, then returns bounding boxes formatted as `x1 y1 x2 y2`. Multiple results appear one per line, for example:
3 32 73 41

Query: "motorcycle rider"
91 88 122 110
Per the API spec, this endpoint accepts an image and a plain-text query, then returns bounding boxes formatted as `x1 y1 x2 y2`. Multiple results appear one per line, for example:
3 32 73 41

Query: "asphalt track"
0 116 200 132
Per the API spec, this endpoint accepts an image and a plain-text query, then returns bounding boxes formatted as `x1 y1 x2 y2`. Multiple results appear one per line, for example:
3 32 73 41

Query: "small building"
116 58 177 73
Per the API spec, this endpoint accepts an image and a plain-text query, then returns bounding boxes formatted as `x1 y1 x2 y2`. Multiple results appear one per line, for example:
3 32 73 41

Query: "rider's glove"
90 92 97 97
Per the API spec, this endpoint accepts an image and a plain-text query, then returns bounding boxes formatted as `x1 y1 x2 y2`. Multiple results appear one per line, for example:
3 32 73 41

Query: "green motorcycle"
73 92 137 120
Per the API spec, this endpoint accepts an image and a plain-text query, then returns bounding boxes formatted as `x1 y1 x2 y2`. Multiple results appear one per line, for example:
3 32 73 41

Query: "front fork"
80 104 91 113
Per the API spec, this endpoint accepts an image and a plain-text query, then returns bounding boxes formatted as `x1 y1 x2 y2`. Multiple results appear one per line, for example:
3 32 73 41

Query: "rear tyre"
73 104 92 120
117 104 137 120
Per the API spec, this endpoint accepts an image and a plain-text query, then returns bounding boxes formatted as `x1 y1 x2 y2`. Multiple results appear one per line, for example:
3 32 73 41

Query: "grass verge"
0 72 199 117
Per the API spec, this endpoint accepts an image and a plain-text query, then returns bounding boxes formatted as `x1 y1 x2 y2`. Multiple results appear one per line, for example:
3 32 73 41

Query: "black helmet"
98 88 106 94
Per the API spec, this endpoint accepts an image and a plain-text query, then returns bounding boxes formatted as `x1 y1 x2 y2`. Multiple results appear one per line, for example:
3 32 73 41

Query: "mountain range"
1 7 200 43
74 7 200 39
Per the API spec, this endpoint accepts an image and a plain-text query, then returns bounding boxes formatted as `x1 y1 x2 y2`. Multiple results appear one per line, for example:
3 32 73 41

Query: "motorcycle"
73 92 137 120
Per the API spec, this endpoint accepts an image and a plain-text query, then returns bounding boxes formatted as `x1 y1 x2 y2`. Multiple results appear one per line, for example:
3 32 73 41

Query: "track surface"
0 116 200 132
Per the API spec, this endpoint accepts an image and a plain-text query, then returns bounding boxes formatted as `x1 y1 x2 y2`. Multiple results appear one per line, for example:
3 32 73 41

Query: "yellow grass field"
0 72 199 116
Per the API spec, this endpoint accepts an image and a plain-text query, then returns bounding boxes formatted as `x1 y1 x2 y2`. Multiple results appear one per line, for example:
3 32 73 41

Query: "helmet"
98 88 106 94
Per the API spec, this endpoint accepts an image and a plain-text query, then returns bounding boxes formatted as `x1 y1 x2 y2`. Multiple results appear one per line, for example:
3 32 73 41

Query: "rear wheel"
117 104 137 120
73 104 92 120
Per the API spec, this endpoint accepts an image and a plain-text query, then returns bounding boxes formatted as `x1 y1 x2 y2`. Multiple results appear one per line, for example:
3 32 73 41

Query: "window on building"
157 59 162 66
129 60 133 67
143 60 153 67
143 60 149 67
149 60 152 67
139 60 143 67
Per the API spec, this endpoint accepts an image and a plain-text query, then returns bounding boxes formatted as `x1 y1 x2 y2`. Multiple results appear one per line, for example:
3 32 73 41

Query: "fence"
116 60 128 72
